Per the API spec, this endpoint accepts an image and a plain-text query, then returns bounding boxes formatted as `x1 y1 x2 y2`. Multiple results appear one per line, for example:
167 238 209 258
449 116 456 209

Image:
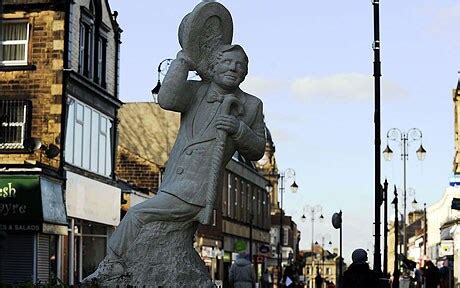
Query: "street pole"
311 215 315 253
372 0 383 274
423 203 427 257
383 179 389 277
402 135 408 257
278 172 284 285
339 211 343 287
250 213 253 263
392 186 400 288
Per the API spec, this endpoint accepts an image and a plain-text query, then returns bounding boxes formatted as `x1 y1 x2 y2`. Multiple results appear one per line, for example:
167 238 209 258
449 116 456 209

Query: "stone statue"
83 2 266 286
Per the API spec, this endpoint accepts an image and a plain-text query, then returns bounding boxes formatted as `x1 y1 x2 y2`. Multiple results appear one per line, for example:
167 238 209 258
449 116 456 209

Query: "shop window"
0 99 30 150
73 220 108 281
65 97 113 176
0 21 29 65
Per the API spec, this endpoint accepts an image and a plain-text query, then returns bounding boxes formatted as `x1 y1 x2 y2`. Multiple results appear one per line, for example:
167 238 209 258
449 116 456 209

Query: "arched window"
78 0 107 88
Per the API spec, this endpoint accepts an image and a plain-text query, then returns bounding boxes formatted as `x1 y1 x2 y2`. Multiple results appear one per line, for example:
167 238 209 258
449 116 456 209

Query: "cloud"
290 73 406 101
426 3 460 37
240 75 287 97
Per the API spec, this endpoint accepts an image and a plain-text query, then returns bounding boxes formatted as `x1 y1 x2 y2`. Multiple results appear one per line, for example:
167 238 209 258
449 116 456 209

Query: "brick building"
0 0 122 285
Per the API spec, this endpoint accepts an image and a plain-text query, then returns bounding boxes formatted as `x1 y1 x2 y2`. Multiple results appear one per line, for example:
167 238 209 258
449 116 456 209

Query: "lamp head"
416 144 427 161
290 180 298 193
383 144 393 161
151 80 161 101
265 181 273 193
301 214 306 223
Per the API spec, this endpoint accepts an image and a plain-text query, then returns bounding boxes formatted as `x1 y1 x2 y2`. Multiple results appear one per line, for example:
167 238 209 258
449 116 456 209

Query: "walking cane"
198 95 242 224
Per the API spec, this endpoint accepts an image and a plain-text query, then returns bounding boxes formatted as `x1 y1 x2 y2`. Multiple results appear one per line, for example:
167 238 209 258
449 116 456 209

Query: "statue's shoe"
81 255 127 285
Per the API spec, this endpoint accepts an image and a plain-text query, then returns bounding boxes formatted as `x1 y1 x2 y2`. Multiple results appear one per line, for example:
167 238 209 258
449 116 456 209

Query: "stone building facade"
0 0 122 285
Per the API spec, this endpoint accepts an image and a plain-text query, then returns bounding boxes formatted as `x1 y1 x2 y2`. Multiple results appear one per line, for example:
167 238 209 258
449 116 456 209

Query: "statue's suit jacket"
158 58 266 209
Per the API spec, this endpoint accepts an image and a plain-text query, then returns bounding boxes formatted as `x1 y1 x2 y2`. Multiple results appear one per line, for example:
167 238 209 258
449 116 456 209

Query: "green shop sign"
233 239 247 252
0 175 42 222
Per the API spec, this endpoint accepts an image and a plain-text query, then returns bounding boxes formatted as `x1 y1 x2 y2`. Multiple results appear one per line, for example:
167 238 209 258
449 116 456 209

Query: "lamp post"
151 58 173 102
423 203 427 257
372 0 382 274
332 211 343 287
315 234 331 273
301 205 324 254
382 179 389 277
383 128 426 257
391 185 399 288
278 168 298 285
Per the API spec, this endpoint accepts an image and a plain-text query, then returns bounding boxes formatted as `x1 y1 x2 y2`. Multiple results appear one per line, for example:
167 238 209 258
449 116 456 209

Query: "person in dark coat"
341 248 379 288
229 252 256 288
423 260 440 288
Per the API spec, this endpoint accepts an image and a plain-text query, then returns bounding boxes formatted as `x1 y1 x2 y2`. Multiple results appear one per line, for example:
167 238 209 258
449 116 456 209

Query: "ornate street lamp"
383 128 426 257
301 205 323 253
278 168 298 285
151 58 173 102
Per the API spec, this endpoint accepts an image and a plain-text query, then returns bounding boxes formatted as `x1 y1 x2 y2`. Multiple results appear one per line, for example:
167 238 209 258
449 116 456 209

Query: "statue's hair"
207 44 249 79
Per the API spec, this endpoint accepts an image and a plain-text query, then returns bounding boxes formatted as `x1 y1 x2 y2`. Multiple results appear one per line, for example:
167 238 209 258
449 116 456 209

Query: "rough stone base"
97 221 215 287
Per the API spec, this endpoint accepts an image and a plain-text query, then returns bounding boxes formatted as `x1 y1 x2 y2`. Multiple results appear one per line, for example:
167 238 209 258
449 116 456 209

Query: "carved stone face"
212 50 247 91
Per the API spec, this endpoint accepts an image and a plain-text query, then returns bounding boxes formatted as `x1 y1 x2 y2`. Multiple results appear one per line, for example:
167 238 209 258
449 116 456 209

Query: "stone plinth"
98 221 215 287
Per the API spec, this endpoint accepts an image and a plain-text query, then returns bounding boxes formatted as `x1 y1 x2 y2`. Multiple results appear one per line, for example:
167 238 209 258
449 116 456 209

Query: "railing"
0 99 30 150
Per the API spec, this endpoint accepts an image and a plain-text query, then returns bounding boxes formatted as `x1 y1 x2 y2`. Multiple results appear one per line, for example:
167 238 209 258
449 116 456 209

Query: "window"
65 97 113 176
79 22 94 78
0 100 30 149
283 227 289 246
0 21 29 65
94 36 107 87
78 3 108 88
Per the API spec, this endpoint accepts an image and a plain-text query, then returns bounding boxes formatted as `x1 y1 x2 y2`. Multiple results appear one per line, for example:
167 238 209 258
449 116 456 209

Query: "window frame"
0 20 30 66
65 96 114 177
0 99 31 151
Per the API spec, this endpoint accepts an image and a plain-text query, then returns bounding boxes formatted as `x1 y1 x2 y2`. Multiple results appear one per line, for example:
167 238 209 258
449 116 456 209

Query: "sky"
109 0 460 265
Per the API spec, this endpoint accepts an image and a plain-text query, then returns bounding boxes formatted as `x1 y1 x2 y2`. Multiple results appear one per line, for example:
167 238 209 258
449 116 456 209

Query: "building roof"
118 102 180 167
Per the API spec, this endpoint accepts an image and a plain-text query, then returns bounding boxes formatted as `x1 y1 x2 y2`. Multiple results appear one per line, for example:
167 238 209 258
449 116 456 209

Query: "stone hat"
351 248 368 264
178 1 233 80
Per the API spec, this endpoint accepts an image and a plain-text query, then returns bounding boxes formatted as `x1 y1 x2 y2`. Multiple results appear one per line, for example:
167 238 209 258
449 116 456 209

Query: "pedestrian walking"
423 260 440 288
341 248 379 288
229 252 256 288
262 269 272 288
439 260 451 288
414 264 423 288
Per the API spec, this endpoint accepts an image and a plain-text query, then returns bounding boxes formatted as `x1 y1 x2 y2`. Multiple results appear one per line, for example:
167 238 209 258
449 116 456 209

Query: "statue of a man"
86 44 266 281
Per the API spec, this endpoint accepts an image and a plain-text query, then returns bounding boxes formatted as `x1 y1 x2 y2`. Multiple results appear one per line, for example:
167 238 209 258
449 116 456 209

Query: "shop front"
0 174 68 285
64 171 121 284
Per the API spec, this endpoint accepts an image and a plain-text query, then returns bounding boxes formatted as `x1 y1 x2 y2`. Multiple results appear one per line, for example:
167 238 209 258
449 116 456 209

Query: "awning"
0 175 68 235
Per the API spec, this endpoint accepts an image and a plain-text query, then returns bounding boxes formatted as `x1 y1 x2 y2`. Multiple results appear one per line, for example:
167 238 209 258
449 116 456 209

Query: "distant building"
302 246 342 288
256 127 301 284
0 0 122 285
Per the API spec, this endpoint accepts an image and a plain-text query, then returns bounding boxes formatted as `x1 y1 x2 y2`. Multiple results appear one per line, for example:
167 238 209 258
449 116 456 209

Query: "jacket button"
176 167 184 174
186 149 193 155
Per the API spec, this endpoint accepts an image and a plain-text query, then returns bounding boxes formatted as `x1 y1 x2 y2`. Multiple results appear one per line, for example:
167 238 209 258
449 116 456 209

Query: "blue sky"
110 0 460 264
